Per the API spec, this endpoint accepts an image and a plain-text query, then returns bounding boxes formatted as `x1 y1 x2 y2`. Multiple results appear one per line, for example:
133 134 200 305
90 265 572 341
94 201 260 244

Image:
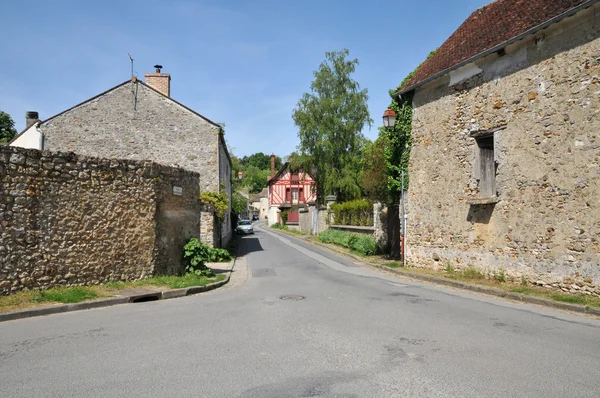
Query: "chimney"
144 64 171 97
271 153 275 178
25 111 39 129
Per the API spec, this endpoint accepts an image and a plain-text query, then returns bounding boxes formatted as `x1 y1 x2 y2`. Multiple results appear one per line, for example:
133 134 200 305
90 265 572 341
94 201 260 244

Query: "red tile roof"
398 0 594 94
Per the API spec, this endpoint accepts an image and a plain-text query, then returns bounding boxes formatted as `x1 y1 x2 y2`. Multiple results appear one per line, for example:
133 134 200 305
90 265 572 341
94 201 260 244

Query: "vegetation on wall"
292 49 372 203
329 199 373 226
199 191 229 219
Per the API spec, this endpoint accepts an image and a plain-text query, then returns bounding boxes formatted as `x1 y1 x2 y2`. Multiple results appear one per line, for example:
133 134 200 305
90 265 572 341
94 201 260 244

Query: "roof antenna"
128 53 138 110
128 53 135 79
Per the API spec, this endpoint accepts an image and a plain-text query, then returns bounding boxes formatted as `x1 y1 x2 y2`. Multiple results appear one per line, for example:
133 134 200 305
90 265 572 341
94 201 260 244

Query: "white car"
236 220 254 235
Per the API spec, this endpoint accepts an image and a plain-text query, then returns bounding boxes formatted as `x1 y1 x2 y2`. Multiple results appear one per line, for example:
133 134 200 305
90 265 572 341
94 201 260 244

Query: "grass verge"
375 261 600 309
0 274 227 314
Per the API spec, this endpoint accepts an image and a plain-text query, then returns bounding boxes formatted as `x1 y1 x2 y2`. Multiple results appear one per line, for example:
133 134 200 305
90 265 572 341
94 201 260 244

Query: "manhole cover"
279 295 305 301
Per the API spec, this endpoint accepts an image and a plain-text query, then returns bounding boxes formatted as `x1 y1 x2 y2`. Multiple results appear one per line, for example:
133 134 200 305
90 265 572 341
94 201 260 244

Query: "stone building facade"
398 0 600 294
11 73 232 247
0 146 200 295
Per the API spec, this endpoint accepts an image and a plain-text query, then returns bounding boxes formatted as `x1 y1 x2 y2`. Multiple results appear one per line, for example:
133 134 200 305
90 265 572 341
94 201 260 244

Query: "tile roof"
398 0 595 94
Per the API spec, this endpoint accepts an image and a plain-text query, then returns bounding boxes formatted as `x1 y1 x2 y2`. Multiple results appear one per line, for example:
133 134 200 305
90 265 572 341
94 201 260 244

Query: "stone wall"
299 207 312 234
40 81 230 247
0 146 200 294
218 138 232 247
406 4 600 295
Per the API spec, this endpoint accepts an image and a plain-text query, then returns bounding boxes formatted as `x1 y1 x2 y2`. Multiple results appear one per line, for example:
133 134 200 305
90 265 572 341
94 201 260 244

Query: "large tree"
0 111 18 143
292 49 372 203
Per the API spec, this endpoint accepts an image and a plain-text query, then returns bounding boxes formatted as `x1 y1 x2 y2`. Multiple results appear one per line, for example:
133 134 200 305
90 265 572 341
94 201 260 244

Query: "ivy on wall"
382 48 437 196
199 191 229 220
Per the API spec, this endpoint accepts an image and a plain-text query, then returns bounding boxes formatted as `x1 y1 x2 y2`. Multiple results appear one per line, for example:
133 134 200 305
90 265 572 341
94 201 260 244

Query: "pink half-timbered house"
267 155 316 226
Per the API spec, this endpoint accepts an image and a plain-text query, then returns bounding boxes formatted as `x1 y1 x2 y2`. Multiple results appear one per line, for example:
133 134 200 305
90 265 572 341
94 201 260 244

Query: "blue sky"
1 0 490 158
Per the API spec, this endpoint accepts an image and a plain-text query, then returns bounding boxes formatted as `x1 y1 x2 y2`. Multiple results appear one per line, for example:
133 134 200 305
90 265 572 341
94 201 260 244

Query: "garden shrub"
330 199 373 226
182 238 232 277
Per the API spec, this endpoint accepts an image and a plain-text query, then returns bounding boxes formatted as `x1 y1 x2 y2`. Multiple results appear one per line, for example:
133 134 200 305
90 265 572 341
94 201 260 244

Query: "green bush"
318 229 380 256
182 238 232 277
330 199 373 226
271 222 288 230
280 211 289 225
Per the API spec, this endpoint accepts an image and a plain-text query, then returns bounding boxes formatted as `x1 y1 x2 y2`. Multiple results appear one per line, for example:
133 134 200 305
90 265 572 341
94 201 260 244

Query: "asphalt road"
1 224 599 398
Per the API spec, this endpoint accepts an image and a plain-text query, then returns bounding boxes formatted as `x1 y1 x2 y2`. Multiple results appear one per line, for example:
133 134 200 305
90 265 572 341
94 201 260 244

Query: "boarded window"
477 136 495 198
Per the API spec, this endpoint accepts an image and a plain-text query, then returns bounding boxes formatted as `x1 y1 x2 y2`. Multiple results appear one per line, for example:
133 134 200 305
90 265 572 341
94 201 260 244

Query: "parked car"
252 214 259 221
236 220 254 235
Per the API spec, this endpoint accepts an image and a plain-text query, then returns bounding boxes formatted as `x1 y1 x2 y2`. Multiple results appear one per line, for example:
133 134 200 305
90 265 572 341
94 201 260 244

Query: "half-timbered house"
267 155 316 226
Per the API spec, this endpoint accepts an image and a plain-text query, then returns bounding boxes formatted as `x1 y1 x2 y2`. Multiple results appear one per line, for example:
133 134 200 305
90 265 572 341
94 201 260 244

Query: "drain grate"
252 268 277 277
279 295 305 301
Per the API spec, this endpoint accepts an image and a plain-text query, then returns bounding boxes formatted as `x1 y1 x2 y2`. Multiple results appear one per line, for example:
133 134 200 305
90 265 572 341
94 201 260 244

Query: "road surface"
1 224 599 397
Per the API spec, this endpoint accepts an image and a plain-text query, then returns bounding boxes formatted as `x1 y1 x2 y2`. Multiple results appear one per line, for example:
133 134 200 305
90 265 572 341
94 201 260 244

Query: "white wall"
10 124 42 149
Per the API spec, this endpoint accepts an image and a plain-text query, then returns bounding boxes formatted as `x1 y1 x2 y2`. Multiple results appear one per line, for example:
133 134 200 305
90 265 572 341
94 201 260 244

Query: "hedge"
329 199 373 226
318 229 380 256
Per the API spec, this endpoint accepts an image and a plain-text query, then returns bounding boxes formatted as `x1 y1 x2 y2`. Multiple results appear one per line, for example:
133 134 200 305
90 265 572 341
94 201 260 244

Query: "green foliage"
231 192 248 215
493 268 506 283
318 229 380 256
521 276 528 286
0 111 18 143
183 238 232 278
329 199 373 226
280 211 289 225
32 287 99 304
293 49 372 203
199 191 229 220
271 222 288 230
360 135 389 201
232 152 282 194
444 262 455 274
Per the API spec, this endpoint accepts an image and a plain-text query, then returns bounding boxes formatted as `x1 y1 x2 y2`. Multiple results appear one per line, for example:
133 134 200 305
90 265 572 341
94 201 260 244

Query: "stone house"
9 67 232 247
396 0 600 294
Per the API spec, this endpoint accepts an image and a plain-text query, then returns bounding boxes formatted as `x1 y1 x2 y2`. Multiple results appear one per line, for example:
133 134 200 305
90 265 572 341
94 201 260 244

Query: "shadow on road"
237 236 264 256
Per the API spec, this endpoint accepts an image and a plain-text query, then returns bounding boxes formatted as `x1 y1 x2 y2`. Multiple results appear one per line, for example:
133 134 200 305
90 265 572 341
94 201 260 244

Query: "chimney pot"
25 111 39 129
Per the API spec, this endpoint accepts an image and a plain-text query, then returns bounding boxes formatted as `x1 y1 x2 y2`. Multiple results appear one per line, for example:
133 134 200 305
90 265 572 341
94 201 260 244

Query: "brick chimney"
271 153 275 178
25 111 39 129
145 64 171 97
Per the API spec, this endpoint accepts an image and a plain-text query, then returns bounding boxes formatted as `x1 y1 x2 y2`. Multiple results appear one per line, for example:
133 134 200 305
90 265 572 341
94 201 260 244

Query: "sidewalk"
0 250 244 323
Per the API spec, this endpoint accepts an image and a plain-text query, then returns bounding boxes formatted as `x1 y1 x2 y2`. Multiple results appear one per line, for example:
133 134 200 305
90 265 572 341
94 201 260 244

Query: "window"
292 188 298 201
476 135 495 198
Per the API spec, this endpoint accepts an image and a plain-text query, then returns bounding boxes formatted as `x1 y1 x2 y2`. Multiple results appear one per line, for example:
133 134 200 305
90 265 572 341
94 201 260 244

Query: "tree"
0 111 18 143
292 49 372 203
231 192 249 215
360 135 389 202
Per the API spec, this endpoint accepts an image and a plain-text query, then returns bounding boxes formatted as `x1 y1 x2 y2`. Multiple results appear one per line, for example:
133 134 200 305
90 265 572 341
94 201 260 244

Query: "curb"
0 258 237 323
269 227 600 317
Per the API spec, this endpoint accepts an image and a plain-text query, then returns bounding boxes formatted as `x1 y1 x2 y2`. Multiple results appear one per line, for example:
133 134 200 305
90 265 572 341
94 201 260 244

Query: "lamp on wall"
238 171 243 180
382 107 397 128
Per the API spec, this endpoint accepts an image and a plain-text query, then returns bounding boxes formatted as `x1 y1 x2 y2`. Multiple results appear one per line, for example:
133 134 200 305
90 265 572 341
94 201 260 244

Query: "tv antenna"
128 53 138 110
128 53 134 78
